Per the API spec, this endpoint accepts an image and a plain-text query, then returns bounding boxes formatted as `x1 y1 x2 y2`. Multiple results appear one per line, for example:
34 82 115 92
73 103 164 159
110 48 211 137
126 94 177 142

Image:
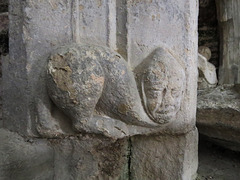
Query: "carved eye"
171 89 180 97
145 87 163 98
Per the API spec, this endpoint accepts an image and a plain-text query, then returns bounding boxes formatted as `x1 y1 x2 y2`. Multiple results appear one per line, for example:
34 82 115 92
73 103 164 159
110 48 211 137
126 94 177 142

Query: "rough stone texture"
0 128 54 180
51 135 129 180
3 0 74 136
0 128 130 180
134 48 186 124
4 0 198 138
125 1 199 138
46 44 160 137
197 85 240 151
2 0 198 179
130 128 198 180
45 44 189 139
216 0 240 84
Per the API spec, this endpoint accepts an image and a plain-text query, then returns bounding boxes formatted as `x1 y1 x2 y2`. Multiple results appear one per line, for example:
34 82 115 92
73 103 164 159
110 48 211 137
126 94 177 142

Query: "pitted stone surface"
130 128 198 180
2 0 198 179
0 129 54 180
4 0 198 138
51 135 129 180
134 47 186 124
46 44 191 139
197 85 240 151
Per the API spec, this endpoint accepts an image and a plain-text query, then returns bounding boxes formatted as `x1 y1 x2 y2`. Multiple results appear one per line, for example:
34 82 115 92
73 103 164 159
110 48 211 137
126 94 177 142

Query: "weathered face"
142 60 185 124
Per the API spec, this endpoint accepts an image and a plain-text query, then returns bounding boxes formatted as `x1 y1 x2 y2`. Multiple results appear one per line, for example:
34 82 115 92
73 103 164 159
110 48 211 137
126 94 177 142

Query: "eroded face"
142 61 185 124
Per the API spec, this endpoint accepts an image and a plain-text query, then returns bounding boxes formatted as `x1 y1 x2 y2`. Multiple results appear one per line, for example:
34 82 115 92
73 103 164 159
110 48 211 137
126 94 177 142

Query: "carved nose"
163 91 175 109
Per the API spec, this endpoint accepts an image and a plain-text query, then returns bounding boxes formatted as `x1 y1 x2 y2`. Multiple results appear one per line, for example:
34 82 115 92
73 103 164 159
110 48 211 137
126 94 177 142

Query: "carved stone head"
135 48 186 124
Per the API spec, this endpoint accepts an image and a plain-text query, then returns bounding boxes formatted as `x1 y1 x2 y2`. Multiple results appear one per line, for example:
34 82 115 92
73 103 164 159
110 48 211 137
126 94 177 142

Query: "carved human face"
142 60 185 124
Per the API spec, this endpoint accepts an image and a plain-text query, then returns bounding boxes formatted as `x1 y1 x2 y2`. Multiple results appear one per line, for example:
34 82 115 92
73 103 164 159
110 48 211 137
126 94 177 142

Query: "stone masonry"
1 0 199 179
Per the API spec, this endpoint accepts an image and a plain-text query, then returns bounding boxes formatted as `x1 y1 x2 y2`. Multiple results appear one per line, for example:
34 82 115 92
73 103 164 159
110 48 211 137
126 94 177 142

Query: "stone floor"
197 135 240 180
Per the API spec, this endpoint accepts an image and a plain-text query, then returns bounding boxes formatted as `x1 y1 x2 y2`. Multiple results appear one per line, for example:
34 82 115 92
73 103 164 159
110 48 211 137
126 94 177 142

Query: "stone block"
197 85 240 151
0 128 54 180
51 135 129 180
130 128 198 180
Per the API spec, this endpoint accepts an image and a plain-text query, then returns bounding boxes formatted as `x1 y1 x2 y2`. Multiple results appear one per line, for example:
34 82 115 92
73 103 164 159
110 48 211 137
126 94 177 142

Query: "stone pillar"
125 1 198 179
2 0 198 179
131 129 198 180
216 0 240 84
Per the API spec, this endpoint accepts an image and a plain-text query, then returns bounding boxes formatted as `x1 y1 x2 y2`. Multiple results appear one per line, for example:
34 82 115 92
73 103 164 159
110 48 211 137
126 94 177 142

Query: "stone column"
216 0 240 84
2 0 198 179
125 1 198 179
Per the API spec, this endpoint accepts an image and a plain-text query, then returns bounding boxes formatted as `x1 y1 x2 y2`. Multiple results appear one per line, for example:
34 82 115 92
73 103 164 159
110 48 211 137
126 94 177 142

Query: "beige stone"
130 128 198 180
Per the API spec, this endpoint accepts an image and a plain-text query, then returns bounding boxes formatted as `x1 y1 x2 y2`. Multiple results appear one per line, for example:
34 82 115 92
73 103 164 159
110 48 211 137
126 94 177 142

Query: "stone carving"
47 44 186 135
134 48 186 124
199 46 211 61
198 46 218 89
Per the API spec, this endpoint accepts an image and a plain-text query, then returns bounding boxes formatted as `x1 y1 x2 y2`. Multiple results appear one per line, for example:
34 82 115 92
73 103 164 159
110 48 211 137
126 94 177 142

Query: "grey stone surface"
2 0 198 179
0 128 130 180
0 128 54 180
134 47 186 124
47 44 158 130
51 135 129 180
216 0 240 84
198 52 217 90
45 44 189 139
4 0 198 138
130 128 198 180
126 0 199 134
197 85 240 151
0 128 199 180
4 0 73 136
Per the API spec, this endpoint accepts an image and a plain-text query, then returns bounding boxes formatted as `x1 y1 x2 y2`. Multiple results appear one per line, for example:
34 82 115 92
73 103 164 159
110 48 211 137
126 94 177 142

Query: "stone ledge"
197 85 240 151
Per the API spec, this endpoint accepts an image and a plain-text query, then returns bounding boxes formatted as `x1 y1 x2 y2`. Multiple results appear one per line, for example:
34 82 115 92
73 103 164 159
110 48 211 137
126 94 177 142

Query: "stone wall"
216 0 240 84
198 0 219 69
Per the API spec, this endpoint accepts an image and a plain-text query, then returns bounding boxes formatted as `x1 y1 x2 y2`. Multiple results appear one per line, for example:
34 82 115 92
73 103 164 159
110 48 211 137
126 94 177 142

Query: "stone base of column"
51 135 129 180
130 128 198 180
0 127 198 180
0 128 54 180
0 128 130 180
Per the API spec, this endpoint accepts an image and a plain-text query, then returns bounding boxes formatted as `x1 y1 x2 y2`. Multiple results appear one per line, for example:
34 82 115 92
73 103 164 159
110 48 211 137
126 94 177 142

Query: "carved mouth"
149 107 178 123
